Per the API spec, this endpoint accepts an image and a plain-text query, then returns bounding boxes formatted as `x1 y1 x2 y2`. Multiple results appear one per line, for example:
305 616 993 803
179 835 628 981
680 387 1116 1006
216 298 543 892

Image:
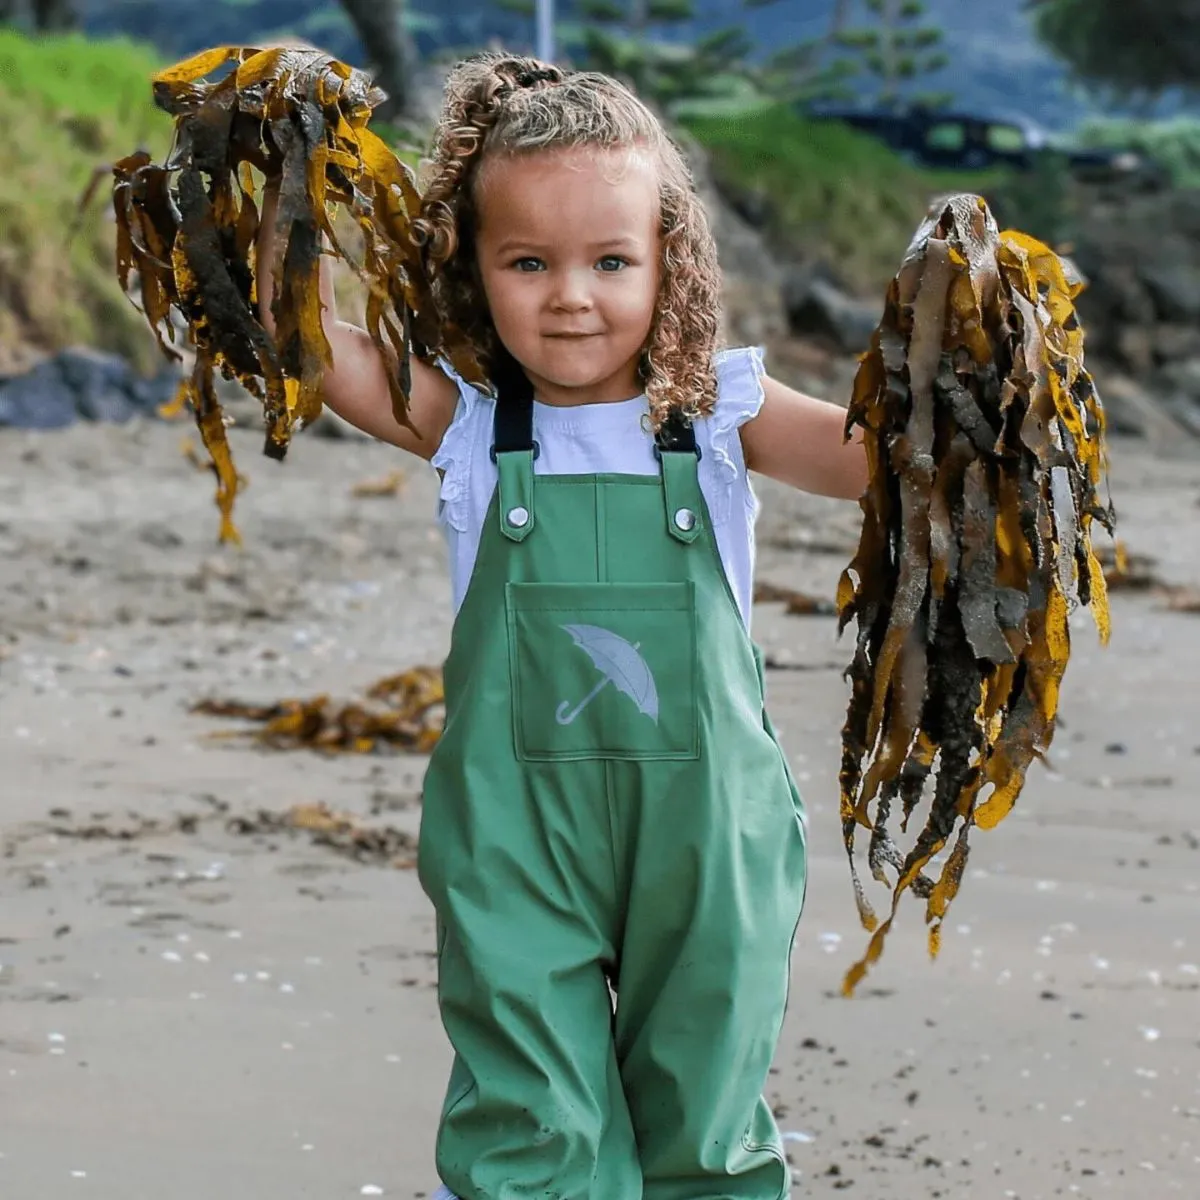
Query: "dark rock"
1115 325 1157 374
0 358 78 429
1071 188 1200 382
784 269 882 354
1074 260 1155 348
76 386 137 423
1051 185 1200 443
1142 264 1200 323
1155 357 1200 402
1153 324 1200 363
56 346 133 394
127 367 185 414
0 348 183 429
1098 373 1197 442
1154 358 1200 435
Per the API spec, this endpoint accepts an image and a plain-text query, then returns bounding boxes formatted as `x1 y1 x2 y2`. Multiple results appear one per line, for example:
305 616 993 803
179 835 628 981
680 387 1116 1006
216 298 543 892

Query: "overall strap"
492 361 537 543
655 409 703 546
490 368 704 546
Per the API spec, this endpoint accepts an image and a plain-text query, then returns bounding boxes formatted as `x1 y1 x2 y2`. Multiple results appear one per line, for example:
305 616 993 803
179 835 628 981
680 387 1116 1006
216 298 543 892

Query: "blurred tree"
732 0 951 109
1029 0 1200 98
33 0 76 28
754 0 860 104
0 0 79 29
491 0 951 116
496 0 760 114
833 0 950 109
577 6 758 114
338 0 421 122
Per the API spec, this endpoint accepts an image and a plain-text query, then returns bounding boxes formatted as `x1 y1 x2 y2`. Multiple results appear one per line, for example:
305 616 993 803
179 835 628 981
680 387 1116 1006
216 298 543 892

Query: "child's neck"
527 366 645 409
534 386 644 408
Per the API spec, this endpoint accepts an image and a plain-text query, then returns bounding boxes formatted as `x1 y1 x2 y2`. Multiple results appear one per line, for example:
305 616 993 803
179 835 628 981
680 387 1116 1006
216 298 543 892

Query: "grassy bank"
0 29 172 371
683 105 1005 296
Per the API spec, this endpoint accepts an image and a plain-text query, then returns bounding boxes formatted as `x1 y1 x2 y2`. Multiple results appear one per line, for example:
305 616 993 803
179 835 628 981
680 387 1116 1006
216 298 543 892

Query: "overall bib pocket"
506 580 699 761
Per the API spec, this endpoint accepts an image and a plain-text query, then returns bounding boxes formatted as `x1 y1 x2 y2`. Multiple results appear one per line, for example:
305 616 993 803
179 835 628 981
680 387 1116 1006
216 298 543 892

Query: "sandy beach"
2 413 1199 1199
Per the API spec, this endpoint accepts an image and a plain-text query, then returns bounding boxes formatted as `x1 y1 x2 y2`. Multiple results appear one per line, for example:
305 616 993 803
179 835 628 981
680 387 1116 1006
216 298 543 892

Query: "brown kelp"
837 194 1114 995
111 46 483 541
192 666 445 754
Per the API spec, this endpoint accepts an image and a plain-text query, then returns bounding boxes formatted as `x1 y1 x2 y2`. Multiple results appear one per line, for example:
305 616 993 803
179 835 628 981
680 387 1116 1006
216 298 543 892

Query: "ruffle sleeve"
429 361 491 533
700 345 766 525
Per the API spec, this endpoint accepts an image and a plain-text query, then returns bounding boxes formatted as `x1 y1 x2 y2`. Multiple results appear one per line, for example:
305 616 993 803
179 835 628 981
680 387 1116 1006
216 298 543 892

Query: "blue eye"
597 256 627 272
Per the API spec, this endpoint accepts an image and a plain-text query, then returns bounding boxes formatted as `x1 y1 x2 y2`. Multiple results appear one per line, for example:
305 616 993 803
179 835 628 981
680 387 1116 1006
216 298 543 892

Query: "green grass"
0 30 430 369
0 29 172 369
683 105 1008 295
1074 116 1200 189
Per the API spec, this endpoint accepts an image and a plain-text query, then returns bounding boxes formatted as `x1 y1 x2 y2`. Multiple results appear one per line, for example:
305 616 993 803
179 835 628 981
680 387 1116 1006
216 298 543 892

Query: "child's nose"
549 269 594 311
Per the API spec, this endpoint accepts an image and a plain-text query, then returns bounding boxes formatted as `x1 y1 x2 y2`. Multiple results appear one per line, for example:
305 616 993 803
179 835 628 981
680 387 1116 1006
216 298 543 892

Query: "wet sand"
2 415 1199 1198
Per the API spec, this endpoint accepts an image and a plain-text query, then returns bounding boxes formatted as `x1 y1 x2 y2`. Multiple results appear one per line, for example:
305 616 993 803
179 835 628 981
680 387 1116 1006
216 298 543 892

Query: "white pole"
536 0 555 63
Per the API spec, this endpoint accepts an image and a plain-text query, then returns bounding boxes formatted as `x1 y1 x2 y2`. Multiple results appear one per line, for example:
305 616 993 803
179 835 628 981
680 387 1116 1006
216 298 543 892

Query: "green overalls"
418 372 808 1199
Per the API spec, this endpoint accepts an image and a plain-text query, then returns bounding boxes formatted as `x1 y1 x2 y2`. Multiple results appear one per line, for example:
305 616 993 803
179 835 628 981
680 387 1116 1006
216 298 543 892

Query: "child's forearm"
742 375 869 501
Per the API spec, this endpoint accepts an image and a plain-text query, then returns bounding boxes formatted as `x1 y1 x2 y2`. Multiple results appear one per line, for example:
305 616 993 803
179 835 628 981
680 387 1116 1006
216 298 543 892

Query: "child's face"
474 145 661 404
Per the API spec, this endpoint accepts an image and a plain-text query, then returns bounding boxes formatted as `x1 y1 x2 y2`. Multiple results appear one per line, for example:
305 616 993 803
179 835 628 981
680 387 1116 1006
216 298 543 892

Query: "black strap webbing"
491 356 536 457
654 408 697 455
490 358 697 458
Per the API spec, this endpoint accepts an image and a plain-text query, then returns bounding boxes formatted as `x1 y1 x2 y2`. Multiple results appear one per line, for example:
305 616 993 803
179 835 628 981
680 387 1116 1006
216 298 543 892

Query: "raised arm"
256 183 459 460
740 374 868 501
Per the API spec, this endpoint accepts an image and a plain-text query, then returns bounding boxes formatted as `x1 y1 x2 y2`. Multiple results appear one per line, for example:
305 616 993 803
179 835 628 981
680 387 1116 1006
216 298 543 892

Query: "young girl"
260 52 867 1200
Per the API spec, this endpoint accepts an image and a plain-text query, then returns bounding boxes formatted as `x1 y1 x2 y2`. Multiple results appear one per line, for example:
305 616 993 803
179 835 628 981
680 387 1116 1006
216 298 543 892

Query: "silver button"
673 507 696 532
507 505 530 528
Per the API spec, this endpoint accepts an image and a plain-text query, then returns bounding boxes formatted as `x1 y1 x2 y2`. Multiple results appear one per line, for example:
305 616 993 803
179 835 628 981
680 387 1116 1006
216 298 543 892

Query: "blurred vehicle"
800 103 1167 186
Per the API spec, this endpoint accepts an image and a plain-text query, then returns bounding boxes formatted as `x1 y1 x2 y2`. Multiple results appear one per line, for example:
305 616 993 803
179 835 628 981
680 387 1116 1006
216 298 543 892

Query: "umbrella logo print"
555 623 660 726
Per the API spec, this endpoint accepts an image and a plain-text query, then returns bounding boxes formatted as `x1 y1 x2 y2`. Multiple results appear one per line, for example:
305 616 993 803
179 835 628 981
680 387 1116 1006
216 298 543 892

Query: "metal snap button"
507 505 530 528
673 507 697 532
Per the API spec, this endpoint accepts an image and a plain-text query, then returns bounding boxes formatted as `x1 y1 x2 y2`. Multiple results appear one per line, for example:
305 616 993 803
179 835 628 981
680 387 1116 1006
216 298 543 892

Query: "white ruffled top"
431 346 767 628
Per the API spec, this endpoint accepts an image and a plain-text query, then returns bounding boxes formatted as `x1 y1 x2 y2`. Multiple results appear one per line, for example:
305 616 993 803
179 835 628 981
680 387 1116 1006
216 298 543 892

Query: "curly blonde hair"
410 52 722 427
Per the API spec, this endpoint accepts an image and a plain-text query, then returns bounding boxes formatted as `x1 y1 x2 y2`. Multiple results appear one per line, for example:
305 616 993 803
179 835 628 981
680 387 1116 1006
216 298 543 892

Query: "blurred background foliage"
1 0 1198 365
